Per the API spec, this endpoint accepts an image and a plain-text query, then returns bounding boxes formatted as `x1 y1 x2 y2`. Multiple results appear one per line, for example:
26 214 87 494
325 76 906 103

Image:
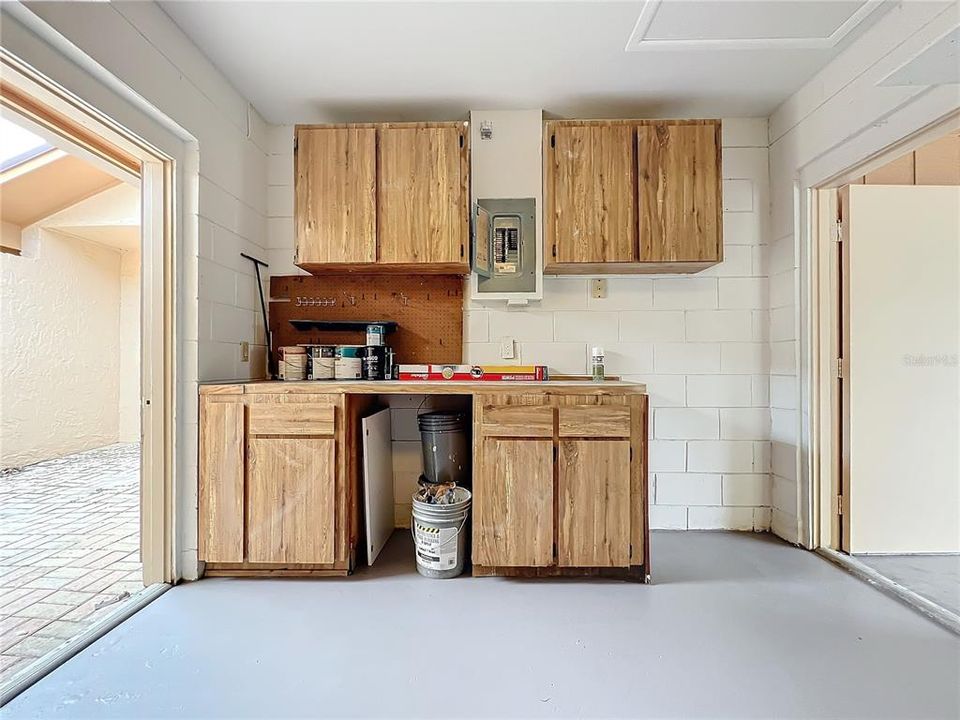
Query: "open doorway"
0 111 145 683
813 126 960 622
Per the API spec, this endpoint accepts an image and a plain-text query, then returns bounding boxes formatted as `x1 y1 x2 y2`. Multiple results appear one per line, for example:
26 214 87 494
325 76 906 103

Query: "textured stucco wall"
0 228 122 468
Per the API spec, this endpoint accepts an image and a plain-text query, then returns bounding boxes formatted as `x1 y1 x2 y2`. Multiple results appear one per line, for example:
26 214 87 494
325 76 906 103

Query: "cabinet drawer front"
558 405 630 437
480 404 553 437
248 403 335 436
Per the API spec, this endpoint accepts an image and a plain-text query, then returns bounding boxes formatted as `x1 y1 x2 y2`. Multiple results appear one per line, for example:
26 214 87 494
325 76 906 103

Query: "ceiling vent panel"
626 0 887 51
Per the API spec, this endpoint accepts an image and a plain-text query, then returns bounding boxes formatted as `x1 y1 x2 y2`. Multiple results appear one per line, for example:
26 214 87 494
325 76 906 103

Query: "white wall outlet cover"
500 337 516 360
240 341 250 362
592 278 607 299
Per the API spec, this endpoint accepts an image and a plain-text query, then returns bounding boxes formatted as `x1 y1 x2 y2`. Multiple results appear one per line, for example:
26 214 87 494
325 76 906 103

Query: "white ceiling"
159 0 897 124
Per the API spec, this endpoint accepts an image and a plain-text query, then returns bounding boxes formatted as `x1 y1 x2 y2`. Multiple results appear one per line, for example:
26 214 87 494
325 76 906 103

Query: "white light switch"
500 337 516 360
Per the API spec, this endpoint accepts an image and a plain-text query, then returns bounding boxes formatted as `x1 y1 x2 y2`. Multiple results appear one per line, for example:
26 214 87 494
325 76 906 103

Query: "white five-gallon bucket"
411 487 471 579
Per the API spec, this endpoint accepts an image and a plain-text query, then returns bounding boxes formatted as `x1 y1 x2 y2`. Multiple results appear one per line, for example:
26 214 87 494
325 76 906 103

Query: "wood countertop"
200 379 646 396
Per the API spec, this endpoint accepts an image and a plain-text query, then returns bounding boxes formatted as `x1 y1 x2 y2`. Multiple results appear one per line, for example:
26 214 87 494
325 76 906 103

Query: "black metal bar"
240 253 274 378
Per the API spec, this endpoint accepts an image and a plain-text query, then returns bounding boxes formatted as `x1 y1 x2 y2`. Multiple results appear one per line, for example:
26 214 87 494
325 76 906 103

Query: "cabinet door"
558 440 631 567
637 122 722 263
247 437 336 564
378 125 467 265
474 438 554 567
199 400 245 563
548 124 637 264
295 127 377 265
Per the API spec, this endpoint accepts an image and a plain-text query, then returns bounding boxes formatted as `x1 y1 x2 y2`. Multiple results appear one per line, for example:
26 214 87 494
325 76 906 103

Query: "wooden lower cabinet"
474 438 554 567
472 394 648 581
558 440 631 567
247 437 336 564
199 384 648 581
199 393 350 576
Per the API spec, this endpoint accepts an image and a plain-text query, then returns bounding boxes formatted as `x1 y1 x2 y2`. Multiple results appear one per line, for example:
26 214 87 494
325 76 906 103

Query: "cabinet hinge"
836 357 844 379
293 136 298 154
836 495 843 516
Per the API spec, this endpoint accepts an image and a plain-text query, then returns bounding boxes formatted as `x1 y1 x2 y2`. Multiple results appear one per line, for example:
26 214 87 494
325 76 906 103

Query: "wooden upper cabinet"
293 122 468 274
544 119 722 274
294 127 376 265
548 124 637 265
637 122 722 264
378 125 467 267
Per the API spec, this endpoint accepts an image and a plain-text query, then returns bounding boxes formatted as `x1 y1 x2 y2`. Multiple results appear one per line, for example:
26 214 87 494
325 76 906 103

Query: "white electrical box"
468 110 544 302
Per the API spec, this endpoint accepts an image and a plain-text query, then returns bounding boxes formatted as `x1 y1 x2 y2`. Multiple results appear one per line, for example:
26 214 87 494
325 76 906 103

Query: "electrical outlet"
500 337 516 360
240 341 250 362
592 278 607 299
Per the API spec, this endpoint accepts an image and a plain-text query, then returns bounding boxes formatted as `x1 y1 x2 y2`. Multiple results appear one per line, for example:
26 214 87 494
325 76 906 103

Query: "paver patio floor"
0 443 141 683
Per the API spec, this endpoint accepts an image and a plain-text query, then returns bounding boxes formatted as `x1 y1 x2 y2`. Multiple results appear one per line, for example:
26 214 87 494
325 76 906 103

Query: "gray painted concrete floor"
857 553 960 617
3 531 959 719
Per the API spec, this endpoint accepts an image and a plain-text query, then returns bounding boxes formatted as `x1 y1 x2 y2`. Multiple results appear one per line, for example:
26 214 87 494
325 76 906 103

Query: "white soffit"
626 0 887 51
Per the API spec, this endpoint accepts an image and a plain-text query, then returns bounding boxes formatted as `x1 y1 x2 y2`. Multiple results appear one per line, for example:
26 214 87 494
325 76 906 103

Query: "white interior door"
845 185 960 553
362 408 394 565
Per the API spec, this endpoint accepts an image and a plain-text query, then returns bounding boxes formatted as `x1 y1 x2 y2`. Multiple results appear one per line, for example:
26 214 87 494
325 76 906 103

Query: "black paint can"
361 345 388 380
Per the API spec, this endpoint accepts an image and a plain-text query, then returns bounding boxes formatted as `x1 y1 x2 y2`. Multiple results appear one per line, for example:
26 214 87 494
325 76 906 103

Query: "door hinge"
836 357 844 379
836 495 843 516
836 220 843 243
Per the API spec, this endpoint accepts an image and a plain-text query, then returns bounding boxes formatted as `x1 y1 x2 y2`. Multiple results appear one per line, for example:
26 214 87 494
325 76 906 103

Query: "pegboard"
270 274 464 365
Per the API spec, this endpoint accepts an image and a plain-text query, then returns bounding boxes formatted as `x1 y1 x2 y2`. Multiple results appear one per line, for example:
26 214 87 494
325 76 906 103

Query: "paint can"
334 345 363 380
305 345 336 381
360 346 388 380
278 346 307 381
365 323 387 346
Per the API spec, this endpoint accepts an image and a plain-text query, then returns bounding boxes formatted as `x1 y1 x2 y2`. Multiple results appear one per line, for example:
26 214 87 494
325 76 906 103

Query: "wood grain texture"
558 405 631 437
637 121 722 263
474 437 554 567
479 404 554 437
548 123 637 264
378 124 467 265
246 437 336 564
295 127 376 265
543 260 716 275
631 394 648 571
558 439 631 567
248 402 335 436
270 273 464 365
198 399 244 563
